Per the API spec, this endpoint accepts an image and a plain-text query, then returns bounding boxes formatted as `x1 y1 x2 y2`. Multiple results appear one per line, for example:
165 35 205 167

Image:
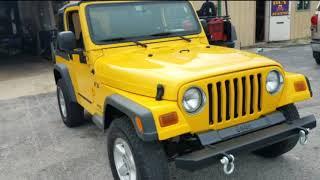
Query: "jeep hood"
95 45 282 101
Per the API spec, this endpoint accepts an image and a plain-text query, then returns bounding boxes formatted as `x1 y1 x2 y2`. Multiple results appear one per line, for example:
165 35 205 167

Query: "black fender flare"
104 94 158 141
53 63 77 102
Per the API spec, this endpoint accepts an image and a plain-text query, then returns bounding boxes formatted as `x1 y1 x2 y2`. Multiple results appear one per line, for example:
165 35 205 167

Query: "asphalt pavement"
1 45 320 180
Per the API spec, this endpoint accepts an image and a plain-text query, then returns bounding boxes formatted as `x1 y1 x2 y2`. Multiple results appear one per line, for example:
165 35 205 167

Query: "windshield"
86 1 201 44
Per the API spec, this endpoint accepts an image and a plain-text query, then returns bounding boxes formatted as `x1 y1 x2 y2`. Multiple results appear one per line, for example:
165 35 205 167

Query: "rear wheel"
108 116 169 180
57 79 84 127
253 104 300 158
313 51 320 65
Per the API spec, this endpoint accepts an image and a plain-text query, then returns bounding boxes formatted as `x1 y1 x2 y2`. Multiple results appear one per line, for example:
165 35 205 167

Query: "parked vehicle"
197 0 237 48
311 2 320 64
54 1 316 179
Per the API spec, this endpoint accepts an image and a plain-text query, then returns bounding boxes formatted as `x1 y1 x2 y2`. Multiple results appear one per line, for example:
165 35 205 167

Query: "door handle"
276 22 284 24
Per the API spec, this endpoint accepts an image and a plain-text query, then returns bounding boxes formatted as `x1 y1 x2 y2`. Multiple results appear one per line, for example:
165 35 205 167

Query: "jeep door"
64 8 95 110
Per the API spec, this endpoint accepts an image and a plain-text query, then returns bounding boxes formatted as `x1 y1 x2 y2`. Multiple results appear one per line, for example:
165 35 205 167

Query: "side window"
66 11 84 49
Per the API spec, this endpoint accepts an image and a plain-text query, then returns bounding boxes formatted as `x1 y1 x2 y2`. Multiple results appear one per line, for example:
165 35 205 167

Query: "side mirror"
57 31 76 52
200 19 208 35
57 31 86 63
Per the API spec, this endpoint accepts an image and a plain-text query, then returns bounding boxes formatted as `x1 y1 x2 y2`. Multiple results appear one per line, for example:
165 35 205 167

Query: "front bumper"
311 39 320 52
175 114 316 170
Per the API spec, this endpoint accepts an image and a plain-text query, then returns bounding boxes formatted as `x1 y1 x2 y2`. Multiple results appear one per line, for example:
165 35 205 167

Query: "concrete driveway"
0 55 55 100
1 45 320 180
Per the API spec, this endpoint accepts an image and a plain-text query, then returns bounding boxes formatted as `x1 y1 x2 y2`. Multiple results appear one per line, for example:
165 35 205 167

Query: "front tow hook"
220 153 235 175
298 128 310 145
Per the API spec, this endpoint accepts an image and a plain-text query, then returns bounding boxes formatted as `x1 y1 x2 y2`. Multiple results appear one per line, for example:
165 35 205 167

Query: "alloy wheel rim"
113 138 137 180
58 87 67 118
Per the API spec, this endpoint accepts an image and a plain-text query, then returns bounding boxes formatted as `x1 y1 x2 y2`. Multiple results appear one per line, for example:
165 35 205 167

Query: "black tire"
253 104 300 158
313 51 320 65
56 79 84 127
108 116 169 180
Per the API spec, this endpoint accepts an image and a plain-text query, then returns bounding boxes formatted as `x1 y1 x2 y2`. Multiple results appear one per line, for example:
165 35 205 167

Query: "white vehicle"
311 2 320 64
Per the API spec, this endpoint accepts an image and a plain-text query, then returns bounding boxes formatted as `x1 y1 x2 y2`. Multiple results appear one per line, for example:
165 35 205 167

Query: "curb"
242 40 311 50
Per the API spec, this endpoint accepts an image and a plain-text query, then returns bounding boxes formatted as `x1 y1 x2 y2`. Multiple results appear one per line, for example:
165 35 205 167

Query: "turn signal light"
159 112 178 127
294 81 307 92
135 116 144 133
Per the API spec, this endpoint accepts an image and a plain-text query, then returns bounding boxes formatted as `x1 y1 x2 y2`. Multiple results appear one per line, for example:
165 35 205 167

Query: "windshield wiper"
98 37 147 48
150 32 172 37
132 40 147 48
150 32 191 42
99 37 126 42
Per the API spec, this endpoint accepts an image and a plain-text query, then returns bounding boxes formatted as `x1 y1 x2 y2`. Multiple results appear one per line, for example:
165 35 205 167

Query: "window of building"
297 0 310 11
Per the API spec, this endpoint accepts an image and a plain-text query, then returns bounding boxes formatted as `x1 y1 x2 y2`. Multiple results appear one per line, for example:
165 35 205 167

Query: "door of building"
256 1 266 42
269 0 291 41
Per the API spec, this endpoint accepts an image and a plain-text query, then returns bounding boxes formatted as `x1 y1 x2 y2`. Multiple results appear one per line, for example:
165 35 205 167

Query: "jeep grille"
207 73 263 125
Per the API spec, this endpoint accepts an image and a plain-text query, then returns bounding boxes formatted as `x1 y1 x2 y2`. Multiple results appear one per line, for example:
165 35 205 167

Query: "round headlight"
182 87 206 113
266 70 284 94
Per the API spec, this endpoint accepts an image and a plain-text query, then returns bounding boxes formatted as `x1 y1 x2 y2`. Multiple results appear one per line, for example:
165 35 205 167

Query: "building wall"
192 1 319 48
192 1 256 48
227 1 256 47
191 1 202 10
290 1 318 39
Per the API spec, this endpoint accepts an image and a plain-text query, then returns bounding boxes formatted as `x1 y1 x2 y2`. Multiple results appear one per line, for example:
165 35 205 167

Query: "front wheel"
253 104 300 158
107 116 169 180
57 79 84 127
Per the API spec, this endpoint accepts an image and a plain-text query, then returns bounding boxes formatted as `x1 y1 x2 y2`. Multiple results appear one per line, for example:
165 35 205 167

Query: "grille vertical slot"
217 82 222 123
250 75 254 114
257 74 262 111
233 78 238 118
241 77 246 116
207 84 213 125
225 80 230 120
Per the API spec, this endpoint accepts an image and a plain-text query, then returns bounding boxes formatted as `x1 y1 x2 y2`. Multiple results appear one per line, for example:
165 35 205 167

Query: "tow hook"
220 153 235 175
298 128 310 145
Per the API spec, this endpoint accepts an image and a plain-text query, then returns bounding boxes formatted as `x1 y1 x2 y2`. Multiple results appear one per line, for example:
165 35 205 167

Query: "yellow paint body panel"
56 1 312 141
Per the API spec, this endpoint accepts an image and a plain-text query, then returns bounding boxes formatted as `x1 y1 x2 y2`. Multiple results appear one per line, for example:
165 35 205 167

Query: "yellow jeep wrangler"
53 1 316 179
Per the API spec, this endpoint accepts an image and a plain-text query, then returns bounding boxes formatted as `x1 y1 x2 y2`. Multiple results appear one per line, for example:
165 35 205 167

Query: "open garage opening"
0 1 64 100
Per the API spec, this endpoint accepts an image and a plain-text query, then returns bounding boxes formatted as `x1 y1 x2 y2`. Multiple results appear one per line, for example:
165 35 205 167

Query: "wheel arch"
104 104 128 128
104 94 158 142
53 63 77 102
53 69 62 84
